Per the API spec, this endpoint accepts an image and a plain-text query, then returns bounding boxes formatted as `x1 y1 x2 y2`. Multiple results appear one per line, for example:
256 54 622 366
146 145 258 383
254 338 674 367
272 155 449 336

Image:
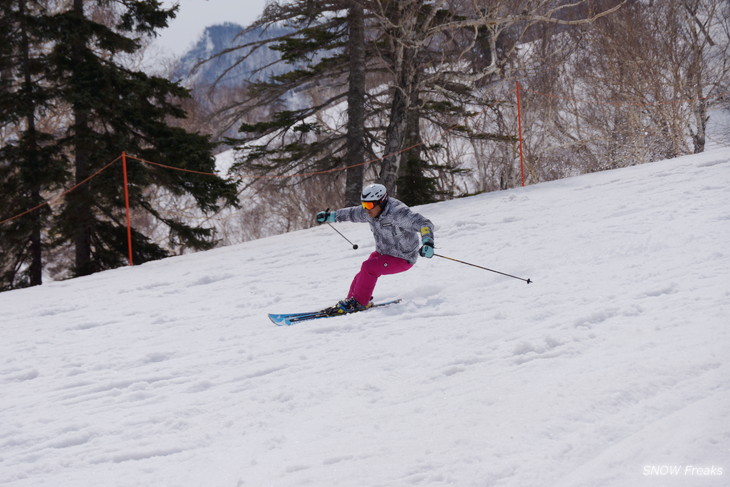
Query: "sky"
151 0 271 58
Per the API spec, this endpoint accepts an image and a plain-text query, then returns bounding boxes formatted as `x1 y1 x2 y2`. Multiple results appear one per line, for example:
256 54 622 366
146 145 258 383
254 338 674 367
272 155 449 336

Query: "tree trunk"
692 97 707 153
344 0 366 205
396 70 430 205
19 0 42 286
71 0 94 276
72 110 93 276
377 1 419 195
378 88 409 194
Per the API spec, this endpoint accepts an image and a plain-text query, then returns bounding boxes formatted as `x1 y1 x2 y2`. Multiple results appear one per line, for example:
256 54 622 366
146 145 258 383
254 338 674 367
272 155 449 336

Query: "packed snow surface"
1 149 729 486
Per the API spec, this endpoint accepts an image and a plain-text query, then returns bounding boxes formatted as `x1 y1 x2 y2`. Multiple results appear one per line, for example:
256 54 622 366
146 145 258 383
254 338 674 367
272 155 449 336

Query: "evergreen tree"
45 0 237 276
0 0 68 290
344 0 367 205
219 0 374 205
395 89 447 206
228 0 508 204
1 0 237 288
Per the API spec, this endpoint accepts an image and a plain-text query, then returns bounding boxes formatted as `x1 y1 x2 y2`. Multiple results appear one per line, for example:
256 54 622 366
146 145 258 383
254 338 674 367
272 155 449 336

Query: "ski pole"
434 253 532 284
322 209 358 249
327 222 359 249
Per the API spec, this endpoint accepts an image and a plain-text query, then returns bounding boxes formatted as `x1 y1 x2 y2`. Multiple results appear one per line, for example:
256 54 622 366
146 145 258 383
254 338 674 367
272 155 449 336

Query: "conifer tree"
46 0 237 276
218 0 374 205
1 0 237 287
213 0 628 210
344 0 367 205
225 0 506 204
0 0 67 290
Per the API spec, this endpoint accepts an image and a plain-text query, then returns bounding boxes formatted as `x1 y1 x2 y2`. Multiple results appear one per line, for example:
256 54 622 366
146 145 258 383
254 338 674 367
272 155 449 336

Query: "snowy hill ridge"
1 150 729 486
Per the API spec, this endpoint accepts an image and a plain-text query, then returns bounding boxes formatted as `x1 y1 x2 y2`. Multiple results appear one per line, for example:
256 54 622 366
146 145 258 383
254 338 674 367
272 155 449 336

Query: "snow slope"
1 149 729 487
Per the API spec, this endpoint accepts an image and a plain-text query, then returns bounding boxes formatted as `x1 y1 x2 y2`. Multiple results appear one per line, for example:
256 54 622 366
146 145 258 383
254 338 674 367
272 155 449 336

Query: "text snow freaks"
642 465 723 477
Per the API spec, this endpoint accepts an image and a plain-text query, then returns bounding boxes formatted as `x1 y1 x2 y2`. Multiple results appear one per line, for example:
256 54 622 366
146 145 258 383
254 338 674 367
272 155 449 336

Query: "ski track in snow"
1 150 729 486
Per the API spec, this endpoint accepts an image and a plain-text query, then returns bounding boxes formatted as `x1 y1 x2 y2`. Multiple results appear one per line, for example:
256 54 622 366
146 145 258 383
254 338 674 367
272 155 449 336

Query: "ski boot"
323 297 373 316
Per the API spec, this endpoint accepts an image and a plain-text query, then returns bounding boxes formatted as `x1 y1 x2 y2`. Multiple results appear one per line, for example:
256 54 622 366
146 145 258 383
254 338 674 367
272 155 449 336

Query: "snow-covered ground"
1 149 729 486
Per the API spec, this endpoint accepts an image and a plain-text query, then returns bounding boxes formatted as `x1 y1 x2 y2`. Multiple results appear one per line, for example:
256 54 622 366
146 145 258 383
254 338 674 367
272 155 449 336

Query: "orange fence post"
516 80 526 187
121 151 133 266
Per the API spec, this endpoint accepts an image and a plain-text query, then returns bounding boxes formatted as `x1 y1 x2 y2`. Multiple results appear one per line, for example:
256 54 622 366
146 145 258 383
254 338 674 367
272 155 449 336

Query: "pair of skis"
268 299 402 326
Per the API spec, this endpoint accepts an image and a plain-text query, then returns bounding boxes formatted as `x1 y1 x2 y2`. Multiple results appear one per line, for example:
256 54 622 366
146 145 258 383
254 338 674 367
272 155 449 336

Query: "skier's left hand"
419 237 434 258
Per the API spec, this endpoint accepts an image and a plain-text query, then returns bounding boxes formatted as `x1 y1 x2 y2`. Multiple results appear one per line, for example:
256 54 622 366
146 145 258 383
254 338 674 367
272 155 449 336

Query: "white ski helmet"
361 183 388 208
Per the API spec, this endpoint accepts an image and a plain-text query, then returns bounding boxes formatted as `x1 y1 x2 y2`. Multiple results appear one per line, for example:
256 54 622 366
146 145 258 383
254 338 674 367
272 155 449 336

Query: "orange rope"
0 155 121 226
127 155 220 176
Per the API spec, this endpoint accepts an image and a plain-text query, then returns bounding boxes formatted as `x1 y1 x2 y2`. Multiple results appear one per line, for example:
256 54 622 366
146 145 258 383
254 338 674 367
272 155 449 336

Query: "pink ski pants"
348 251 413 305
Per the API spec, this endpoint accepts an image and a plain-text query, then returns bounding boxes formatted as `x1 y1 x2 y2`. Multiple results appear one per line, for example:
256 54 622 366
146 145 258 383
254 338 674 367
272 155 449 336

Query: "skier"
316 183 435 314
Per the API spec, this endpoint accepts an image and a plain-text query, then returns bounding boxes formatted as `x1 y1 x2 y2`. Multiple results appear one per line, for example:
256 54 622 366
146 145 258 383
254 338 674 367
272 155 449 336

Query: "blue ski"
269 299 402 326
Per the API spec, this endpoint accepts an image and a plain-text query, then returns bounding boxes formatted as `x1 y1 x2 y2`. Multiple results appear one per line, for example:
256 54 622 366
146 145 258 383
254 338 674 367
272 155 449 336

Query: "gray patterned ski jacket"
335 198 434 264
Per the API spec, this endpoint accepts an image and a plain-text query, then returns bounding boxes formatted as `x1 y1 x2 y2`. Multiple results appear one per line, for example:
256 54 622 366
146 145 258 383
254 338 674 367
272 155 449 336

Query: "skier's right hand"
316 210 336 224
